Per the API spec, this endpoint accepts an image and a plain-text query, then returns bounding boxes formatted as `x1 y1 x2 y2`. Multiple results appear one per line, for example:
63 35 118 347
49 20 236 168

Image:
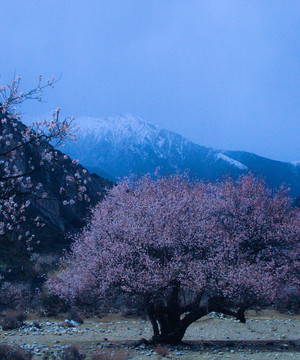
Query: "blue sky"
1 1 300 161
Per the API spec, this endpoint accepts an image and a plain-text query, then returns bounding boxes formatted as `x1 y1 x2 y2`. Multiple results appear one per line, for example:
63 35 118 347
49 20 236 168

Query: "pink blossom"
48 174 300 344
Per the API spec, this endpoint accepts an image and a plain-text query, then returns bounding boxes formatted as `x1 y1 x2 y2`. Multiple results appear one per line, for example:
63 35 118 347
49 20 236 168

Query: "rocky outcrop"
0 118 113 254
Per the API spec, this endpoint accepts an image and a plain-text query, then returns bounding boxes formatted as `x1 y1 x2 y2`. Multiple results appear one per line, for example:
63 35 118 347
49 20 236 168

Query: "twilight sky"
1 1 300 162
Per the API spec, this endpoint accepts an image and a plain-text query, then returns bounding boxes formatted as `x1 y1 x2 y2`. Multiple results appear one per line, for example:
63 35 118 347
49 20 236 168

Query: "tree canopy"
48 173 300 344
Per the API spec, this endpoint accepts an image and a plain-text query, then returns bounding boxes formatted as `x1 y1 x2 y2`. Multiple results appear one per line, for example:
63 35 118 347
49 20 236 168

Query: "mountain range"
59 114 300 198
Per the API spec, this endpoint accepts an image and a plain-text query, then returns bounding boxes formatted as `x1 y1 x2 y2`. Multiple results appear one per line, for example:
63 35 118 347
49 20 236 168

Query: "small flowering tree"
0 76 91 305
0 76 89 245
48 174 300 344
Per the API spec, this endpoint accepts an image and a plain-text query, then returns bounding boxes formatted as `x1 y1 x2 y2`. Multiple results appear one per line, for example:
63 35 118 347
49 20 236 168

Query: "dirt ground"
0 310 299 359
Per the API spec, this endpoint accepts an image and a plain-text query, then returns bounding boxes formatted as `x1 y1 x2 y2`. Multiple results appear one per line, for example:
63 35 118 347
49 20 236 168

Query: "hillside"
0 118 113 280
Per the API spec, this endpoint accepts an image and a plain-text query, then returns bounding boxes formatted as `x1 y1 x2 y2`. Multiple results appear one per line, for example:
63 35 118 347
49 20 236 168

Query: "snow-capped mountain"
60 114 300 197
61 114 195 179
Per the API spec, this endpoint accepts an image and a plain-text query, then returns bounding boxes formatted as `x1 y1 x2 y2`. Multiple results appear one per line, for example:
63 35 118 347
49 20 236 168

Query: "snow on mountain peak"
215 153 248 170
56 113 300 197
74 114 160 144
291 160 300 167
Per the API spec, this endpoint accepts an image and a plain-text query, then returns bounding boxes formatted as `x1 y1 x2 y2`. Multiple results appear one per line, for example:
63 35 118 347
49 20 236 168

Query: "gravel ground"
0 310 299 359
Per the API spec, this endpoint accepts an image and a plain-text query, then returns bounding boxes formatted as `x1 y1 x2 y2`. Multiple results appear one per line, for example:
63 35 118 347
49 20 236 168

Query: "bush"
32 320 42 329
0 282 30 310
62 320 76 328
91 350 129 360
0 344 33 360
31 253 59 275
37 293 70 317
277 287 300 314
59 346 86 360
66 308 84 324
0 310 27 330
30 253 60 289
154 345 170 357
43 346 86 360
15 312 27 323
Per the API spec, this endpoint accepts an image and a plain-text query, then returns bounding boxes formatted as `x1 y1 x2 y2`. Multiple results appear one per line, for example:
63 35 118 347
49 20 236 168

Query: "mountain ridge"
58 114 300 197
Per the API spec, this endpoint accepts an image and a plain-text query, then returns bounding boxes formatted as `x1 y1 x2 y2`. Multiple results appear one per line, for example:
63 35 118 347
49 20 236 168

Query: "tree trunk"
147 303 207 344
146 295 247 344
150 315 188 344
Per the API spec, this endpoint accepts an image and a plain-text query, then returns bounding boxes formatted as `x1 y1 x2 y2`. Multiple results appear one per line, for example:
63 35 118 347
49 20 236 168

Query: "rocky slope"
0 118 113 280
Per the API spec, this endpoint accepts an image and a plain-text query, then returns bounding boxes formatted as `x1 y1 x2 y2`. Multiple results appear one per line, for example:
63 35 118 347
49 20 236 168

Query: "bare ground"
0 310 299 359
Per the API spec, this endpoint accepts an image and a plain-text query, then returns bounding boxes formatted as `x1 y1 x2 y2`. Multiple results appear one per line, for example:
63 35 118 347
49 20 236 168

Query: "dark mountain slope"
0 118 113 256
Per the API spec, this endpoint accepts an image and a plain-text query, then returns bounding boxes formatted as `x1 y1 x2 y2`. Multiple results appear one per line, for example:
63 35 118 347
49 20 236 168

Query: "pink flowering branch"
48 173 300 344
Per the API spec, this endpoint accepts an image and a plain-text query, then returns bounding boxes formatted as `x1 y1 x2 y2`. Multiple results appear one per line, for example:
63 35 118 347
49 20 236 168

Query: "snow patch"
215 153 248 170
291 160 300 167
71 115 190 162
156 136 165 148
74 114 160 144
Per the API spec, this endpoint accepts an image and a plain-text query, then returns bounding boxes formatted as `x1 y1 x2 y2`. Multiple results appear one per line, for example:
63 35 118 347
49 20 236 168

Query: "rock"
65 319 81 326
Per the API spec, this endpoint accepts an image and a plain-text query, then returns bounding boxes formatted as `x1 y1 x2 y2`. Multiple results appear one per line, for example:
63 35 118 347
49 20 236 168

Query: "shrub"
277 287 300 314
0 310 27 330
32 320 42 329
0 282 30 310
91 350 129 360
57 346 86 360
154 345 170 357
113 350 130 360
43 346 85 360
63 320 76 328
0 344 33 360
66 308 84 324
31 253 60 275
15 311 27 323
37 292 70 317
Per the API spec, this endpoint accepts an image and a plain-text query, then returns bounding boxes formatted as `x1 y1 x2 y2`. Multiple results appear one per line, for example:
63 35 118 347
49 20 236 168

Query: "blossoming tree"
0 76 91 305
48 174 300 344
0 76 90 245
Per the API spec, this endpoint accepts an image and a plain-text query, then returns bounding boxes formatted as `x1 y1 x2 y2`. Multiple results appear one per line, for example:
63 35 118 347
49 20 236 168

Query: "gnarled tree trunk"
146 293 247 344
147 303 208 344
